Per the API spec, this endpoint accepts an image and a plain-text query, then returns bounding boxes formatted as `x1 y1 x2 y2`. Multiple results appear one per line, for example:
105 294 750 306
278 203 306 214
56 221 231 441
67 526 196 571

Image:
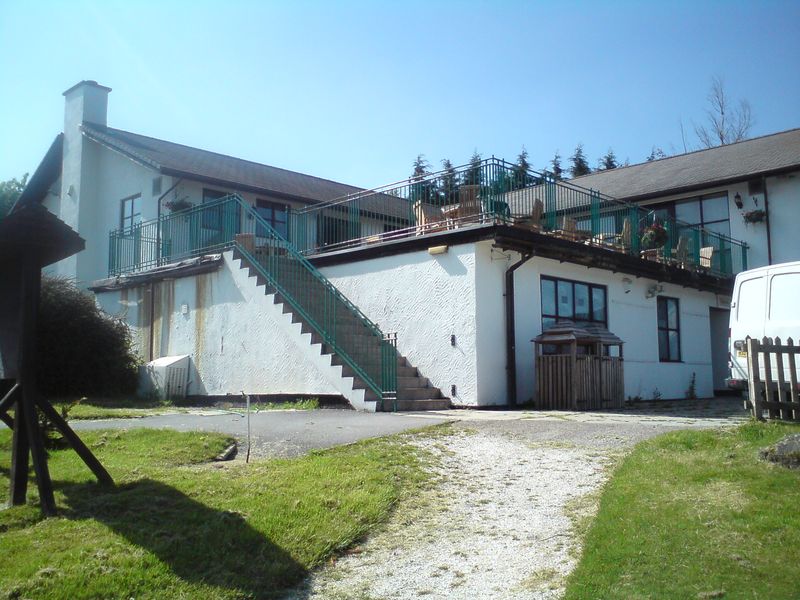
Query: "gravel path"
287 429 611 600
287 399 747 599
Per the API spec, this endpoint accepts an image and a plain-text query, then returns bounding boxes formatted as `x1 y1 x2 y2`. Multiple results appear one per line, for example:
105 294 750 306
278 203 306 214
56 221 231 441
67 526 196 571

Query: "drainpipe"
762 175 773 265
505 251 534 406
155 177 184 266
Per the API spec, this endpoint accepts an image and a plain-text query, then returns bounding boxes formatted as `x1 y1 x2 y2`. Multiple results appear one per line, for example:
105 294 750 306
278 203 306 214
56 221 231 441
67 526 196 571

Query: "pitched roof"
81 123 365 204
567 128 800 202
13 134 63 211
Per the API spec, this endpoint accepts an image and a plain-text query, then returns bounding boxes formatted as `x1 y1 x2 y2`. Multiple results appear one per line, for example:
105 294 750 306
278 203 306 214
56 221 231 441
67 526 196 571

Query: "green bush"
37 277 139 397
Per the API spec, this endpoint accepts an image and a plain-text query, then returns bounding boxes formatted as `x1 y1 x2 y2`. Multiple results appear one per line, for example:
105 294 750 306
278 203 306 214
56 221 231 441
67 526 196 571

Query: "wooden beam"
36 397 114 486
9 399 29 506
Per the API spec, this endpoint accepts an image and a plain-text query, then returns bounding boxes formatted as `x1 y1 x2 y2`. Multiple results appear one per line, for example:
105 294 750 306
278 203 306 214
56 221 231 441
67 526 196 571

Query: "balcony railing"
109 159 748 280
288 158 748 277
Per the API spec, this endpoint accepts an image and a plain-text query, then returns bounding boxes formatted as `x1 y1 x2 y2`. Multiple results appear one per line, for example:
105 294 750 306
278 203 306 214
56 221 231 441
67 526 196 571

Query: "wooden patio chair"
412 200 448 236
619 218 632 251
516 198 544 231
456 184 483 224
700 246 714 269
557 217 591 242
672 235 689 268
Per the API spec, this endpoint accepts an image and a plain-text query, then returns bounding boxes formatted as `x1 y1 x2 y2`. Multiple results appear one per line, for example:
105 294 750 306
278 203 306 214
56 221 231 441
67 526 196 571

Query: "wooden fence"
536 354 624 410
746 336 800 421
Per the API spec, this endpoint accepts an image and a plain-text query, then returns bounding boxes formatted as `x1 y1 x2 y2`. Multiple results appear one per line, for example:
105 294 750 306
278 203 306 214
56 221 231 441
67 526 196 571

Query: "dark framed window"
120 194 142 231
657 296 681 362
255 199 288 238
540 276 607 332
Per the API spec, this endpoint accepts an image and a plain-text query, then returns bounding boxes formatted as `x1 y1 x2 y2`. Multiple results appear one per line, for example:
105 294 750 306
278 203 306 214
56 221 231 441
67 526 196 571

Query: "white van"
728 261 800 390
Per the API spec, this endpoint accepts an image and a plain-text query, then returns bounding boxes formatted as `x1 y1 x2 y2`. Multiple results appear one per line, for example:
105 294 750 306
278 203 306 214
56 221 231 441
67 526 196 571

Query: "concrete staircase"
232 248 449 412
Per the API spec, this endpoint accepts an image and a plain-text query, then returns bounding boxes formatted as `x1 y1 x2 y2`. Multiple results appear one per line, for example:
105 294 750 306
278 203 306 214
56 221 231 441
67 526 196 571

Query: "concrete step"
398 375 429 388
396 365 418 377
392 398 451 411
397 386 444 400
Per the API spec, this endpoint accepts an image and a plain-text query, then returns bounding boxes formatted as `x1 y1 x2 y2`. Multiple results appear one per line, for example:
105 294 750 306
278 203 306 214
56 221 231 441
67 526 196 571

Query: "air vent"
152 176 163 196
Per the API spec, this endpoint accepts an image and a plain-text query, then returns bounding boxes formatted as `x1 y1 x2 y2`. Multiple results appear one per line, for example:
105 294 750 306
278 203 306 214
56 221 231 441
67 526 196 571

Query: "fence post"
746 336 763 420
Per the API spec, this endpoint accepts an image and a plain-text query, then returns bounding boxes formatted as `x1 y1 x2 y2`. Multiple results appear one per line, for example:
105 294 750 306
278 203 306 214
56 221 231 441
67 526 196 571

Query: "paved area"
70 409 449 459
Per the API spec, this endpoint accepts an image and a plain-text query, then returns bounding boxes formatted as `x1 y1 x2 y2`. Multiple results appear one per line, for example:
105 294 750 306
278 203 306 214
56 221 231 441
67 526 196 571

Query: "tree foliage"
37 277 140 397
440 158 458 204
550 151 564 180
569 144 591 177
694 76 753 148
598 149 618 170
0 173 28 216
513 147 533 188
463 150 482 186
646 146 667 162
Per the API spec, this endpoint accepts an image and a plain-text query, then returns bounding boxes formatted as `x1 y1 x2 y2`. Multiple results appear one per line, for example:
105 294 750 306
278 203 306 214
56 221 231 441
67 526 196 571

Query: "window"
120 194 141 231
540 276 607 332
317 214 358 247
255 199 288 238
649 192 731 239
657 297 681 362
770 273 800 321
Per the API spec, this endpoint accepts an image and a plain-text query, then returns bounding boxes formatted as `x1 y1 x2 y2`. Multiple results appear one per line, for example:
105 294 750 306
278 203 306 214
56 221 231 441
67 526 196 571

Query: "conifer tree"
599 148 618 170
463 150 482 186
513 147 532 188
440 158 458 205
569 144 591 177
550 152 563 180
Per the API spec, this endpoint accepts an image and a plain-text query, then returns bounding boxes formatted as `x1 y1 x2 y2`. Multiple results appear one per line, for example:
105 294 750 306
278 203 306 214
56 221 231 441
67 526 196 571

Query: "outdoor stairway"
232 247 449 412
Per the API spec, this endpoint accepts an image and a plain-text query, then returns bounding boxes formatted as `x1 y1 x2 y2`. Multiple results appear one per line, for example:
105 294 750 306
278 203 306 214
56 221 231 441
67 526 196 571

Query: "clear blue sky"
2 0 799 188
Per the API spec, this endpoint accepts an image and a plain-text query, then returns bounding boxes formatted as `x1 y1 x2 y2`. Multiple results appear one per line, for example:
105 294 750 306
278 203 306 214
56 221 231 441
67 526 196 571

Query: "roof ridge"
85 123 365 192
569 126 800 181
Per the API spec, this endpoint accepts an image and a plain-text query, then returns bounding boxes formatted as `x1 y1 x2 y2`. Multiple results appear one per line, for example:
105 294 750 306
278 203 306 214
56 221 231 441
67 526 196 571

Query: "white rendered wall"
95 252 339 397
504 255 725 403
766 173 800 265
320 244 481 405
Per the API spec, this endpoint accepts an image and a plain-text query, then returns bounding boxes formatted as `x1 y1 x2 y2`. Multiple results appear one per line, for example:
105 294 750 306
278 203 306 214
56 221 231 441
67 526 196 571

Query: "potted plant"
641 221 668 249
742 209 766 224
164 198 193 212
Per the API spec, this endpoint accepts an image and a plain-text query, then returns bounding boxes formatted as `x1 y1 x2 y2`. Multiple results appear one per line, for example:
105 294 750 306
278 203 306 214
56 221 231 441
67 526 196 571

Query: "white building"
17 81 800 410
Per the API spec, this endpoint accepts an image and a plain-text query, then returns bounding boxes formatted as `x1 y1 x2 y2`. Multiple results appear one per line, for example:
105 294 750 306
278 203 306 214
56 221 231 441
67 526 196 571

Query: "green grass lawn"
565 420 800 600
0 426 431 599
50 396 321 420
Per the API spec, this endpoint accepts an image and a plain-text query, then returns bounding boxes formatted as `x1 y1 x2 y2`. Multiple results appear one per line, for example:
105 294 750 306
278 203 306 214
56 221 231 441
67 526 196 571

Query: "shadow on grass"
61 478 305 599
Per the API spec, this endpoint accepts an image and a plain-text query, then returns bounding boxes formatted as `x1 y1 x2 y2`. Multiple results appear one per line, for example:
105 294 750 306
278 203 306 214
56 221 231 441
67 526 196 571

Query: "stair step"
398 375 429 388
391 398 451 411
397 387 444 400
396 365 418 377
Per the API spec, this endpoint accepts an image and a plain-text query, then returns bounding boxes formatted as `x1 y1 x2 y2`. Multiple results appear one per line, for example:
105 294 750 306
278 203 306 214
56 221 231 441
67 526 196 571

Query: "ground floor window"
657 296 681 362
540 276 607 332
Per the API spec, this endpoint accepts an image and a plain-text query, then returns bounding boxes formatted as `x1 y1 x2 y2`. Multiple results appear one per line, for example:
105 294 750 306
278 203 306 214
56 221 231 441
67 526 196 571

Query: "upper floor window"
657 296 681 362
541 276 607 332
202 188 228 231
647 193 731 239
120 194 141 232
255 199 288 238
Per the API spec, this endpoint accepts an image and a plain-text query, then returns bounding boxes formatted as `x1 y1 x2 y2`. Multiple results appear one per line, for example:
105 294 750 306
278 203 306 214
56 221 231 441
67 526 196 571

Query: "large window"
255 199 288 238
657 296 681 362
541 276 607 332
202 188 228 231
647 193 731 239
120 194 141 231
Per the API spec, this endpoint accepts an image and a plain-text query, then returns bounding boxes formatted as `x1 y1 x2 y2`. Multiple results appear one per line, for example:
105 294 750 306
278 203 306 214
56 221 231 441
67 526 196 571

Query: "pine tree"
599 148 618 170
550 152 563 180
513 147 532 188
411 154 430 179
646 146 667 162
440 158 458 205
569 144 591 177
463 150 482 186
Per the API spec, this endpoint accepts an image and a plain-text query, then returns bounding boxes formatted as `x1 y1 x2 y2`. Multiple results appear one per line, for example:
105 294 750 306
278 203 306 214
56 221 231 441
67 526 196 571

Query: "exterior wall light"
428 245 448 255
734 192 743 209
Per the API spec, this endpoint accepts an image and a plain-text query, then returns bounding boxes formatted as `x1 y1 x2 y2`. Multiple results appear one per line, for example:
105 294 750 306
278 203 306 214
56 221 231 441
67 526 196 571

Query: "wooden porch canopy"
1 203 112 515
533 321 625 410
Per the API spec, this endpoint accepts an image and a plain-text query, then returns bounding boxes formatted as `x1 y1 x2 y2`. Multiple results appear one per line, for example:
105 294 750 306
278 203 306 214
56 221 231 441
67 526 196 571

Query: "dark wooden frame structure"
1 203 113 515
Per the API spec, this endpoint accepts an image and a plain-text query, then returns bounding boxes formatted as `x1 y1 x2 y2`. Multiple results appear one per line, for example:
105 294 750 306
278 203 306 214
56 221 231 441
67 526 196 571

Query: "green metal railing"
109 195 398 408
289 158 748 277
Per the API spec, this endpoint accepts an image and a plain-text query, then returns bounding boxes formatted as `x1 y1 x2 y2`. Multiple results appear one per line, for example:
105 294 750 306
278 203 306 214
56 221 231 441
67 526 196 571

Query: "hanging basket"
743 209 766 224
641 223 668 249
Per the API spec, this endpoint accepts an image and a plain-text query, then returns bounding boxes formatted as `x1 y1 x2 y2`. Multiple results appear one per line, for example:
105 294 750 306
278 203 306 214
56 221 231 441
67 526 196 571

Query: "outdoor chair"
516 198 544 231
457 184 483 223
700 246 714 269
412 200 448 236
672 235 689 268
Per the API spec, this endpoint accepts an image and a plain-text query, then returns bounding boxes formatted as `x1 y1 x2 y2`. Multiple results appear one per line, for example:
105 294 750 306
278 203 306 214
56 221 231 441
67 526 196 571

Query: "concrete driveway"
69 409 449 459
